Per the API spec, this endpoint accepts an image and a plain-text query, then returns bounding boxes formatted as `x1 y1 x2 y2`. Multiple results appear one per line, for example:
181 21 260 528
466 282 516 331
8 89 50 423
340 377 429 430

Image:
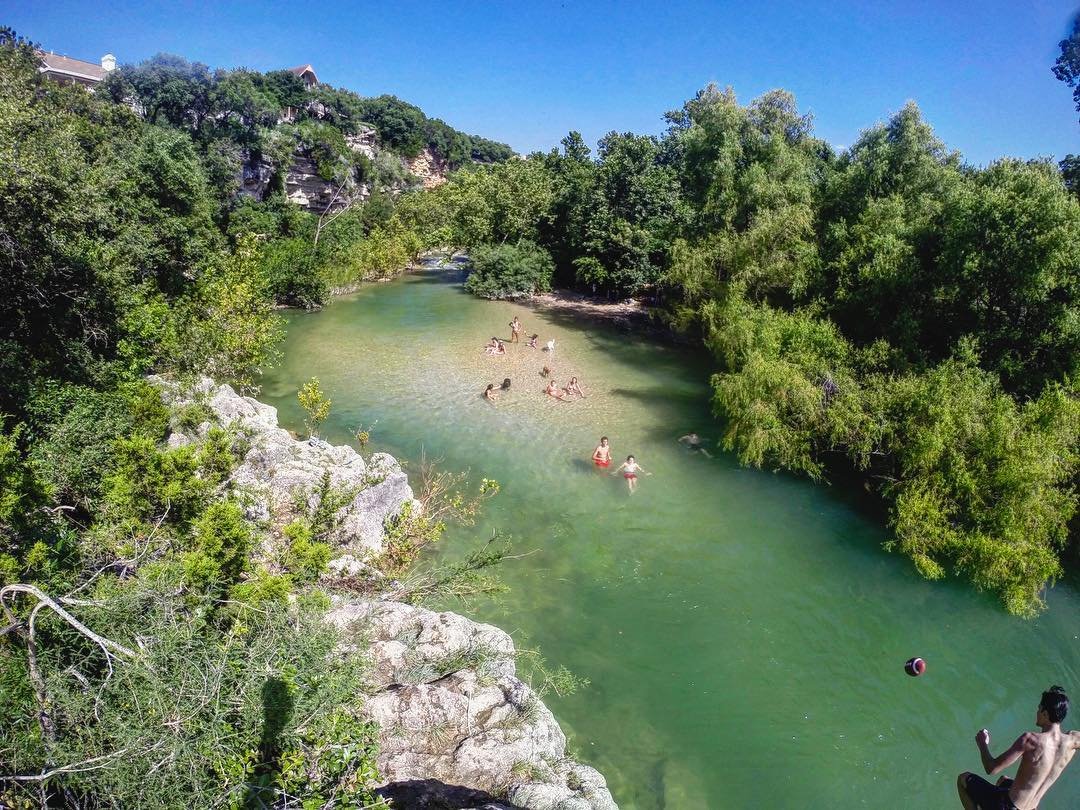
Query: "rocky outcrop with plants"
157 379 617 809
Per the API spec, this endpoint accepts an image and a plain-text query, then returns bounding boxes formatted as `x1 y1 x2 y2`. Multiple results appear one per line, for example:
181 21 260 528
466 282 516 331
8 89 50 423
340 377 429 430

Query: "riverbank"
157 378 618 810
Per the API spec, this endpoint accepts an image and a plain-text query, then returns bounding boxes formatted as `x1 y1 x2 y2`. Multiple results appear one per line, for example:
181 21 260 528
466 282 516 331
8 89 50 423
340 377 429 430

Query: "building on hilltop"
287 64 318 89
38 51 116 89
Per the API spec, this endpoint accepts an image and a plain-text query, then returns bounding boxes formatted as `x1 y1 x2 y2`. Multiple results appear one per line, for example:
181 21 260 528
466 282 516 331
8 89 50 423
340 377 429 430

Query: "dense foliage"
0 31 450 806
464 241 555 299
414 83 1080 616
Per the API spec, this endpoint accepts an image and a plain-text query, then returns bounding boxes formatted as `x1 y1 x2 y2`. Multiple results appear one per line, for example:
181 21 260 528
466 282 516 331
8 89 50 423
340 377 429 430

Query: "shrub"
464 241 555 299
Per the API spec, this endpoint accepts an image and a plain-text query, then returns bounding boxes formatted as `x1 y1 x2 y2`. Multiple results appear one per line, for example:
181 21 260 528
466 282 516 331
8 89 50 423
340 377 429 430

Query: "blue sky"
10 0 1079 164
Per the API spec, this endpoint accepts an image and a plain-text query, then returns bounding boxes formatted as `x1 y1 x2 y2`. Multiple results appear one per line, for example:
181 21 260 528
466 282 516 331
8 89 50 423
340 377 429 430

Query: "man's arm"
976 730 1029 776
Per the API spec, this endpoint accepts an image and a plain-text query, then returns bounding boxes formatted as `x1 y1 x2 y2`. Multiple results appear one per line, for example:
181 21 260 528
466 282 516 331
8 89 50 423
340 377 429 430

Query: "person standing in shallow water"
509 316 522 343
592 436 611 468
957 685 1080 809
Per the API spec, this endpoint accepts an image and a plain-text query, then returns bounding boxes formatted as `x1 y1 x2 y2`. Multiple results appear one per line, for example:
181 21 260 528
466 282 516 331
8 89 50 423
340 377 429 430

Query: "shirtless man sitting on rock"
958 685 1080 809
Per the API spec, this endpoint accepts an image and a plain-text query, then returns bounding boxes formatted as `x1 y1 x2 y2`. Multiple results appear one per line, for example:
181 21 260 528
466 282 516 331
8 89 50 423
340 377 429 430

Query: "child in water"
564 376 585 399
483 384 498 402
527 334 539 348
592 436 612 468
613 455 649 493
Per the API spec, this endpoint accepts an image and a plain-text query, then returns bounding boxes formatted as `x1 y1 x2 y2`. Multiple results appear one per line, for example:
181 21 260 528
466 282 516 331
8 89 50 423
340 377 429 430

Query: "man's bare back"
959 686 1080 809
1005 726 1080 808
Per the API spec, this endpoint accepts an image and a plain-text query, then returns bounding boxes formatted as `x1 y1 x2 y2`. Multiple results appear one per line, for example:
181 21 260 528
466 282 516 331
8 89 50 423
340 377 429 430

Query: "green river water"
261 268 1080 809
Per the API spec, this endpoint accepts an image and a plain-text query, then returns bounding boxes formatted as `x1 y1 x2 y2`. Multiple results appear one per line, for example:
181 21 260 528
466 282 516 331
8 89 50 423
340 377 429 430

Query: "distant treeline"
402 84 1080 616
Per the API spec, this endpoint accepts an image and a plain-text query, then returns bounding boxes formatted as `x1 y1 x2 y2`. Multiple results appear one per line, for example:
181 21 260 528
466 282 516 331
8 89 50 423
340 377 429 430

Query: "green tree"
298 377 332 438
1053 14 1080 121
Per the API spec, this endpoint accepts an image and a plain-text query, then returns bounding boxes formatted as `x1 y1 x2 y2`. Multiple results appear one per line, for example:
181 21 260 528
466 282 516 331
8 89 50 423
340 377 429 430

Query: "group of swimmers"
481 316 581 404
591 435 650 492
480 315 711 493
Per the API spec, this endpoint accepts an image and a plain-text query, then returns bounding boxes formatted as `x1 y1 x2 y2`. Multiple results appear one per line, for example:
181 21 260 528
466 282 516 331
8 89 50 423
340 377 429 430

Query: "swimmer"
678 432 712 458
500 377 511 390
545 338 556 354
527 334 539 348
592 436 612 468
544 380 567 401
483 383 498 402
613 455 649 493
564 376 585 399
509 316 522 343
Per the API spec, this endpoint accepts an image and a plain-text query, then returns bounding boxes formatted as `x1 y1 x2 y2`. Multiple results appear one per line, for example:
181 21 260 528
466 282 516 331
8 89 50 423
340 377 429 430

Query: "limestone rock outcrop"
154 377 415 556
329 600 617 810
152 377 617 808
405 146 450 189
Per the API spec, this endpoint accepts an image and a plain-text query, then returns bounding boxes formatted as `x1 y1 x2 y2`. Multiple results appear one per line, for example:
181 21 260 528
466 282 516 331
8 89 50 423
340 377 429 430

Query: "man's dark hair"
1040 686 1069 723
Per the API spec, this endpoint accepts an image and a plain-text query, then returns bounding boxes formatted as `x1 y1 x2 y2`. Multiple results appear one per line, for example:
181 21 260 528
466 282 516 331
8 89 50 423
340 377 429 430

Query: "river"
260 267 1080 808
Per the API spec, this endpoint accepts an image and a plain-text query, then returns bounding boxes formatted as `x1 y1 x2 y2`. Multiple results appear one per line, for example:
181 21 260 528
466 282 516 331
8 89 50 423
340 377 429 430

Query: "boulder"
328 599 618 809
153 377 417 557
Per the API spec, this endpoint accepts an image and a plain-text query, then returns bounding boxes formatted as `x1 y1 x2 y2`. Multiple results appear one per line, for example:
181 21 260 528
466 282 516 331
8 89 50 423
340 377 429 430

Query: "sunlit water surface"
261 269 1080 809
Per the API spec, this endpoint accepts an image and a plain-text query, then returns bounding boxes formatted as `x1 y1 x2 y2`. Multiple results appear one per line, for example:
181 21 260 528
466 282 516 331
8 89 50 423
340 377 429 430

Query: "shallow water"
261 269 1080 808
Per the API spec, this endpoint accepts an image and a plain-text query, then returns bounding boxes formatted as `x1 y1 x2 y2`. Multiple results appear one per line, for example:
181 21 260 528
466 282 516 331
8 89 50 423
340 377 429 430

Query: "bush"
464 241 555 299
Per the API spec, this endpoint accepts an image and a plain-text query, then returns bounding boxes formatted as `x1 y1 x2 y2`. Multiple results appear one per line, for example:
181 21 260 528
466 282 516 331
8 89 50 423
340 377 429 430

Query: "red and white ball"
905 657 927 677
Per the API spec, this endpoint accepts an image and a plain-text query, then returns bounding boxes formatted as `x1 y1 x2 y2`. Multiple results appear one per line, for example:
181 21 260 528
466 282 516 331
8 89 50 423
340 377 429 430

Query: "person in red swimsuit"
613 455 648 493
592 437 611 468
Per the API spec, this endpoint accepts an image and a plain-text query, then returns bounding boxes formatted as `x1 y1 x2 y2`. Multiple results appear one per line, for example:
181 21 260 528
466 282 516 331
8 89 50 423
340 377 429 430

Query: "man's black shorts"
964 774 1018 810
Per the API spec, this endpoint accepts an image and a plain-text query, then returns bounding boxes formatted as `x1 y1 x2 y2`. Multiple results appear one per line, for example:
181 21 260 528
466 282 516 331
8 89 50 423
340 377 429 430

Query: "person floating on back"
592 436 611 468
509 316 522 343
958 685 1080 809
613 455 649 493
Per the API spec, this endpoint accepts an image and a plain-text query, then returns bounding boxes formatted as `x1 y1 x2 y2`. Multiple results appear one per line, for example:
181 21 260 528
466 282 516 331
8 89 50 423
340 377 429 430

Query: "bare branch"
1 584 137 659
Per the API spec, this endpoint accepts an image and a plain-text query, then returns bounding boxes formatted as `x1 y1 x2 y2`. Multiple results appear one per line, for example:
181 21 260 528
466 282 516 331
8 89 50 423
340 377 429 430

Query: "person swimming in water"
483 383 498 402
544 380 566 400
678 432 712 458
564 376 585 399
592 436 612 468
500 378 511 391
527 334 539 348
613 455 649 493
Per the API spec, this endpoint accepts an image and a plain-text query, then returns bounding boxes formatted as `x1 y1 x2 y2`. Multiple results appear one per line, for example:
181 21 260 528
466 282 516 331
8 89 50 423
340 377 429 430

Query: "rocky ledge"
154 378 617 810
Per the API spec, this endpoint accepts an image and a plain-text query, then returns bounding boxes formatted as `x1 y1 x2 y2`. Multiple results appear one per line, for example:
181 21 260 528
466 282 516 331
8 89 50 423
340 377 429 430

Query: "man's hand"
976 729 991 748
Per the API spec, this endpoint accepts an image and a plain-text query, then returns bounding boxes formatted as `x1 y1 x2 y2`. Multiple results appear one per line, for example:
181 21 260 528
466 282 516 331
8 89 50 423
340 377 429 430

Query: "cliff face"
404 146 450 189
155 379 617 810
237 124 451 214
